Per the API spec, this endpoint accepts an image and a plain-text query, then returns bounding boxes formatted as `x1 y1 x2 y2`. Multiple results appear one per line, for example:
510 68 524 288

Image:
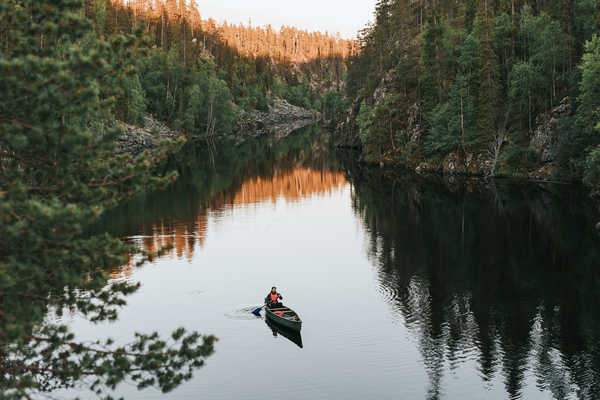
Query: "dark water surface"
62 126 600 399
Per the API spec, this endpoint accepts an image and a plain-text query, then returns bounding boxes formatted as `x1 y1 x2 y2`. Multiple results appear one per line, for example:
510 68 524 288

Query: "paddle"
252 305 265 316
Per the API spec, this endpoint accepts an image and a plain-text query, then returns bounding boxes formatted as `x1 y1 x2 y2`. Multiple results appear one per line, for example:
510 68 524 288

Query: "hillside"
109 0 355 63
339 0 600 188
80 0 352 138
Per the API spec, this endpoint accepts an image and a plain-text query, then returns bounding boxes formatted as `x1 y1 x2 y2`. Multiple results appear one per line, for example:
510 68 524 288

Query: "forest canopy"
344 0 600 186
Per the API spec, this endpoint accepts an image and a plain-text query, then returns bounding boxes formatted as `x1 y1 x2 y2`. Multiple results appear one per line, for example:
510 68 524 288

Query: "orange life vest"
270 292 279 304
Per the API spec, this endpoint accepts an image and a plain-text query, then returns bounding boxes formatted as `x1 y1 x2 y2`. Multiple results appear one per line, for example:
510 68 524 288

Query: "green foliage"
357 94 405 162
321 90 348 124
493 13 514 67
574 0 599 54
271 77 327 110
584 145 600 194
556 36 600 182
284 82 314 109
509 9 568 132
424 29 480 155
357 101 375 145
426 76 478 155
0 0 214 397
248 85 270 112
137 51 236 138
137 49 182 122
554 115 586 179
569 35 600 188
420 22 451 113
500 140 528 167
508 61 540 131
474 11 501 141
527 12 568 107
577 36 600 132
345 0 600 179
120 73 147 124
79 0 338 140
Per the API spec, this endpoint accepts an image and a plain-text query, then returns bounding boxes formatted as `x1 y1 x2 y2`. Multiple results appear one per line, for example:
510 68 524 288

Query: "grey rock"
530 97 571 163
230 97 315 144
373 69 395 105
334 99 362 148
407 103 423 145
115 115 178 156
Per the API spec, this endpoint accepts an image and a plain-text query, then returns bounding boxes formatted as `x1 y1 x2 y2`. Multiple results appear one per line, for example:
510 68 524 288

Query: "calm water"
61 126 600 399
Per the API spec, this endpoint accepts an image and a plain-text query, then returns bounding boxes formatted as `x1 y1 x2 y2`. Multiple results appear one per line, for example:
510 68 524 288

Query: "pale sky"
195 0 377 39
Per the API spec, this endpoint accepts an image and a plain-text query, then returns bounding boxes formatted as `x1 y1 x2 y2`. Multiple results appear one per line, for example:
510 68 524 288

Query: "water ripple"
224 306 263 320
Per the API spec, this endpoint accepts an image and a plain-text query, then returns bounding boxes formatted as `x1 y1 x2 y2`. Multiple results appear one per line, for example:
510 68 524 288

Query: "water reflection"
341 155 600 399
265 318 304 349
95 128 600 399
113 167 346 265
102 125 344 272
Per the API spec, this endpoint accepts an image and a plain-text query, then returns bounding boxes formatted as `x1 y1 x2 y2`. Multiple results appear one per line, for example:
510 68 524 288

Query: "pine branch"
24 335 142 357
0 119 34 129
25 174 136 192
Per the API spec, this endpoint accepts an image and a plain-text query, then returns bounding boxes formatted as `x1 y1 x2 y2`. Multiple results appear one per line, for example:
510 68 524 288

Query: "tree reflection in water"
97 129 600 399
100 125 343 275
343 156 600 400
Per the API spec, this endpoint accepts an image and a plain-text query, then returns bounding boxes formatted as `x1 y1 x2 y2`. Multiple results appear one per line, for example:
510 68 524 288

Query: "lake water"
62 126 600 399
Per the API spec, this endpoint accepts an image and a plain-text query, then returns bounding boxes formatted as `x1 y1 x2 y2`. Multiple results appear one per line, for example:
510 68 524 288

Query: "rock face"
335 99 362 148
406 103 423 146
465 152 493 176
231 97 315 143
530 97 571 163
529 163 556 181
373 69 395 105
442 152 461 174
115 115 178 155
413 151 493 176
334 69 398 150
115 98 315 155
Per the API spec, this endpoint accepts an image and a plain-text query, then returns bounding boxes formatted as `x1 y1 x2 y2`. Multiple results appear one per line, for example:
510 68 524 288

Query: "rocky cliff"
527 97 571 180
115 115 179 155
228 97 316 144
334 99 362 148
335 68 573 181
115 98 316 156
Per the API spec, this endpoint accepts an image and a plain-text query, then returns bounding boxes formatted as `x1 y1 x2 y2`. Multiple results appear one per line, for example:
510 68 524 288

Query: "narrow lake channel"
60 126 600 399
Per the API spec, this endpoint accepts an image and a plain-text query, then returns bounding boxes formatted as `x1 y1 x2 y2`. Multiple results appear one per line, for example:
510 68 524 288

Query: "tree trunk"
489 107 510 177
460 95 465 153
528 91 532 133
161 10 165 48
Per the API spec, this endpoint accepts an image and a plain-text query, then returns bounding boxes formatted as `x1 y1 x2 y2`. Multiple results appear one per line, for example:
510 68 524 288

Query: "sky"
195 0 377 39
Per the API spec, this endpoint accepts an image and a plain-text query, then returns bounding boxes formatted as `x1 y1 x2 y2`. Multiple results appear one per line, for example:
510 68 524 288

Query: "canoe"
265 318 303 348
265 305 302 331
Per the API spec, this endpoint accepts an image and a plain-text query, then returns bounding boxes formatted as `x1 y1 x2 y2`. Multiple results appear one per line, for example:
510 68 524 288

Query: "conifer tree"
0 1 214 398
344 0 600 181
580 36 600 191
474 9 501 146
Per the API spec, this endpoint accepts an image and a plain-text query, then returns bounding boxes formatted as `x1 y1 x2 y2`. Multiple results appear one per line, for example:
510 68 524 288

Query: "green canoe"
265 305 302 332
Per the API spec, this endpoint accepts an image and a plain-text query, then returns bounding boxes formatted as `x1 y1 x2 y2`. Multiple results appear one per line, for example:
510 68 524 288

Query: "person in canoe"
265 286 283 309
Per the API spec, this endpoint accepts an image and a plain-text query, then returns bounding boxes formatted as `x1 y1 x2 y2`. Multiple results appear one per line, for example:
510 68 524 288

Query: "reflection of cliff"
212 167 346 206
343 159 600 400
101 126 339 279
110 166 346 279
